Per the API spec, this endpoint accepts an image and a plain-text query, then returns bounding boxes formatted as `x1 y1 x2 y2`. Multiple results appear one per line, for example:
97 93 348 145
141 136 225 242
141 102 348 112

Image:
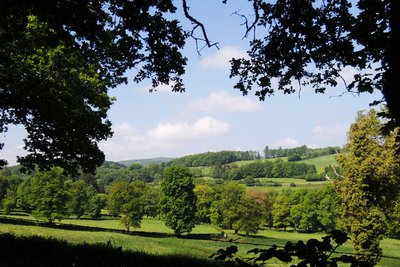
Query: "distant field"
194 177 329 191
0 216 399 266
234 157 289 166
248 182 328 192
297 154 339 173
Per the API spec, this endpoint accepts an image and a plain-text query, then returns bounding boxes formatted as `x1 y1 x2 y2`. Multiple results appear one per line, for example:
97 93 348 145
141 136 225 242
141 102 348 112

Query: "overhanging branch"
182 0 219 54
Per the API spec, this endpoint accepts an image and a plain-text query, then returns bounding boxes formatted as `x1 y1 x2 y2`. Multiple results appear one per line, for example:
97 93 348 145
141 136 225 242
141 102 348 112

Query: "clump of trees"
194 182 339 235
0 167 105 222
107 180 146 231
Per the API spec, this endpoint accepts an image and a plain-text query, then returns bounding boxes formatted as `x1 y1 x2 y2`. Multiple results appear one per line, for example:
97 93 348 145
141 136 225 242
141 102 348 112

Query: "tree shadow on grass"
0 216 280 246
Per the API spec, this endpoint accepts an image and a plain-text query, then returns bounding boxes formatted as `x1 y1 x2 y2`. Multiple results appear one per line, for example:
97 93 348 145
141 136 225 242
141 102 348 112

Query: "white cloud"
312 124 348 140
199 46 248 70
135 82 177 94
148 117 229 140
187 91 262 113
100 118 230 161
275 137 299 148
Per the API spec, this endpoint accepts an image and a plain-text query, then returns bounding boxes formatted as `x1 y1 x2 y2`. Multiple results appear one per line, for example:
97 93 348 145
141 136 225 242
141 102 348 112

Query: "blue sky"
1 1 382 165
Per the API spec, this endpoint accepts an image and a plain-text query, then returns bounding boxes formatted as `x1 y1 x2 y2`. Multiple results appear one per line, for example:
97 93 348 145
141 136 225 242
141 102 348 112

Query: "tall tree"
29 168 69 223
232 191 263 235
336 109 400 265
107 180 146 231
159 166 197 236
67 179 102 219
210 182 245 231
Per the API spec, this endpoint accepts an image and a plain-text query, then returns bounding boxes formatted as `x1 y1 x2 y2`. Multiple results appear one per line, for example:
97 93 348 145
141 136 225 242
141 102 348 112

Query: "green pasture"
0 216 399 266
233 157 289 166
192 176 328 191
297 154 338 173
248 178 328 191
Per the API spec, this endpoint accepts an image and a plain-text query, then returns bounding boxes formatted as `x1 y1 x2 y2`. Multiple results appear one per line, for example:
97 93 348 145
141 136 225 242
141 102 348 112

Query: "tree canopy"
0 0 186 173
336 109 400 264
159 166 197 236
228 0 399 128
1 0 398 173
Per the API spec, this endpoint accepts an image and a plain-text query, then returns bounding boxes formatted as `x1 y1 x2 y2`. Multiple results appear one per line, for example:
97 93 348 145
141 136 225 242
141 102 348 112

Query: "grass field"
297 154 338 173
250 177 328 191
0 215 399 266
234 157 289 166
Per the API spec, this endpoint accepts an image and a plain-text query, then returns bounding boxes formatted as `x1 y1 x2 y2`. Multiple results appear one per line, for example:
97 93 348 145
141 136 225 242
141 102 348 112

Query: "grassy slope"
297 154 338 173
0 216 399 266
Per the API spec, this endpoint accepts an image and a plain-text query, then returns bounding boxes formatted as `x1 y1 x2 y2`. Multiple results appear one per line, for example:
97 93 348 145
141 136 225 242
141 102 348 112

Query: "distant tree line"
264 145 341 161
167 150 261 167
208 159 320 180
95 161 166 189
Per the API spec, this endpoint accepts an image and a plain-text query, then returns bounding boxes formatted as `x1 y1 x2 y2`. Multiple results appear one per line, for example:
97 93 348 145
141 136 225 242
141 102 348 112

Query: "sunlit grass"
0 217 398 267
298 154 338 173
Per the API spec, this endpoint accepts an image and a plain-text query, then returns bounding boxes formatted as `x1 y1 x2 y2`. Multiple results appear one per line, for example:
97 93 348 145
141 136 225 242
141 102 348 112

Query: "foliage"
232 191 263 235
210 182 245 230
95 161 165 188
143 185 161 218
169 151 260 167
107 180 146 231
264 145 340 160
67 179 103 219
2 0 399 174
28 168 69 223
160 166 197 236
211 159 317 180
229 0 399 127
194 184 217 224
0 174 22 213
336 109 400 265
0 0 187 172
118 157 173 167
271 192 291 230
211 230 369 267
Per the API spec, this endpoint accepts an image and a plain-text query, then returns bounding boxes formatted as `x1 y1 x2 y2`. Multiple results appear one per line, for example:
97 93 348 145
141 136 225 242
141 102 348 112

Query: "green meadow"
0 216 399 267
297 154 338 173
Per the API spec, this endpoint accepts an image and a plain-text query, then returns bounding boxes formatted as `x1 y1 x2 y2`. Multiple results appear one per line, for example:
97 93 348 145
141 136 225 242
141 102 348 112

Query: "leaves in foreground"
210 230 372 267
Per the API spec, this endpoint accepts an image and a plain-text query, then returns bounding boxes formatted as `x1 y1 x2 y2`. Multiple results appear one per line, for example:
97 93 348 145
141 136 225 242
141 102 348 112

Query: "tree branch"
232 0 260 39
182 0 219 54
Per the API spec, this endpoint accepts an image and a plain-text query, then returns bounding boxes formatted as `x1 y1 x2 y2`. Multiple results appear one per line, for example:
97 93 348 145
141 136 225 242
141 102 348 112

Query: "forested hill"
118 157 173 167
166 150 261 167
